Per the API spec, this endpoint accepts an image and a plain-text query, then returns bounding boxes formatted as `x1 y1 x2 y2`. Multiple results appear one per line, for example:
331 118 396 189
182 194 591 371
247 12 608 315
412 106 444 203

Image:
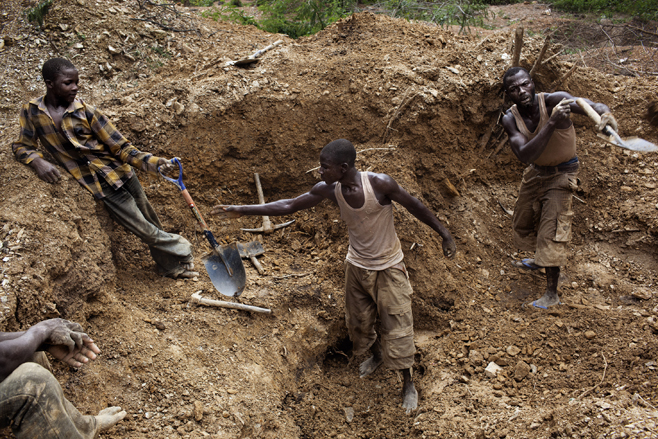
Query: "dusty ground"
1 0 658 438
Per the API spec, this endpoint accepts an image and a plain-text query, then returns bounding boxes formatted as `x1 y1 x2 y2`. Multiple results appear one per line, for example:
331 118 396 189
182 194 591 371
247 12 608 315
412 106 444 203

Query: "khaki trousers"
344 262 415 370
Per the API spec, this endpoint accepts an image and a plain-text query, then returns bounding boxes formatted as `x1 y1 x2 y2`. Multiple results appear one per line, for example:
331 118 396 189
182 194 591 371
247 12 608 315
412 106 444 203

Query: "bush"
26 0 53 26
259 0 357 38
546 0 658 20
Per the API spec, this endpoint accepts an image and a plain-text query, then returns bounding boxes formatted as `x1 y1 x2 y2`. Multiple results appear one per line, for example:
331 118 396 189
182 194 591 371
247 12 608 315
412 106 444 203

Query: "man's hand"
210 205 243 219
550 98 574 121
36 318 85 351
30 158 61 183
157 157 179 174
596 112 618 133
442 237 456 259
47 335 100 368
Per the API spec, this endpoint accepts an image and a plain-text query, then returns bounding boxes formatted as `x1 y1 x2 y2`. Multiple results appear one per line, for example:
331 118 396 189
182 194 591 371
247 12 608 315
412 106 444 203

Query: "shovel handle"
576 98 601 125
160 158 234 276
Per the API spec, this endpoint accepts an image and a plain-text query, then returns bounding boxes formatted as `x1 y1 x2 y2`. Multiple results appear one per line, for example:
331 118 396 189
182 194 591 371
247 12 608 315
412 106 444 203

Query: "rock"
226 388 238 394
108 45 120 55
76 0 85 5
631 288 653 300
584 330 597 340
222 411 229 418
155 321 165 330
514 360 531 381
0 39 3 51
468 349 484 366
485 362 503 378
343 407 354 423
507 345 521 356
59 24 69 31
173 101 184 115
193 400 203 421
559 362 568 371
73 43 83 49
529 422 541 429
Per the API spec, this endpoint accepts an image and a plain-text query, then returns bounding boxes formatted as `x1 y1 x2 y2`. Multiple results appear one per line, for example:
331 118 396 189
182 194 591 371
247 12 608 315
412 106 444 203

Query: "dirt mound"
1 1 658 438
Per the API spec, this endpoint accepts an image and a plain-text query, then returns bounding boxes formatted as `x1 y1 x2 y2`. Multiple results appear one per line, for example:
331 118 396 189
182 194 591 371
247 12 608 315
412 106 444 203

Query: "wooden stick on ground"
577 353 607 400
190 291 272 314
512 27 524 67
541 50 564 66
529 36 550 77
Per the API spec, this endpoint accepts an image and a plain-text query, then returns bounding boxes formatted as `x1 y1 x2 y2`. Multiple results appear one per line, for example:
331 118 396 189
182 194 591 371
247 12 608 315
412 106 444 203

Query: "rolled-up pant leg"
512 166 541 252
101 175 193 277
344 262 415 370
0 362 98 439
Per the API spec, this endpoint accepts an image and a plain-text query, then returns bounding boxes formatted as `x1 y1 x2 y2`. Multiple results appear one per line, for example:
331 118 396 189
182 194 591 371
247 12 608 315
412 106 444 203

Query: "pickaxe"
241 173 295 234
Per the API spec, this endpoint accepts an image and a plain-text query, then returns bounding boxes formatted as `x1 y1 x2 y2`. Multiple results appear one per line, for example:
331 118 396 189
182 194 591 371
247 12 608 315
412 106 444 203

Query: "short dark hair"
321 139 356 167
502 67 530 90
42 58 76 82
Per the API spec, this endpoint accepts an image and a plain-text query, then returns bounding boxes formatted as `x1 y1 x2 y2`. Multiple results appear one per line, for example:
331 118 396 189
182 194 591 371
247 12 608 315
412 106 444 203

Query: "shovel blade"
598 132 658 152
202 243 246 297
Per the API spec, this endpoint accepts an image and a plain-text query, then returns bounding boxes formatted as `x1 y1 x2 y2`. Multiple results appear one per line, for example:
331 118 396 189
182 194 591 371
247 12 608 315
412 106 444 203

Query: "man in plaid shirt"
12 58 197 279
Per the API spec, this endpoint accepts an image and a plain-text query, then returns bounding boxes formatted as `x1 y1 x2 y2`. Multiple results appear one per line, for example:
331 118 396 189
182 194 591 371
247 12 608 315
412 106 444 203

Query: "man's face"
505 72 535 108
318 153 344 184
47 67 79 104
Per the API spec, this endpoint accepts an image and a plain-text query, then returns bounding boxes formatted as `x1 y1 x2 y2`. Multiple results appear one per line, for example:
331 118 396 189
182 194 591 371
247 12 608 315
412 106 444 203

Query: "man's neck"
43 93 70 111
338 168 360 189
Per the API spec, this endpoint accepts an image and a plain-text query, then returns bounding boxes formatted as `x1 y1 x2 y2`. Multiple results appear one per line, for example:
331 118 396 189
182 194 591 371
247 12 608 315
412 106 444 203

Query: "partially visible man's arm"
376 174 456 258
11 103 61 183
211 182 335 218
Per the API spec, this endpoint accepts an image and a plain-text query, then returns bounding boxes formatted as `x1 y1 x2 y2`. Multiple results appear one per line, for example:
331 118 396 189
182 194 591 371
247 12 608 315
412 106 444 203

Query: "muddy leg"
359 340 383 378
401 368 418 414
532 266 560 308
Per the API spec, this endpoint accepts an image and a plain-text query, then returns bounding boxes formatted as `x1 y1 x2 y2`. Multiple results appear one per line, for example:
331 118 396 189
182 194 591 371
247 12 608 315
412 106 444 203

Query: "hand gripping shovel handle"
159 158 234 277
576 98 622 142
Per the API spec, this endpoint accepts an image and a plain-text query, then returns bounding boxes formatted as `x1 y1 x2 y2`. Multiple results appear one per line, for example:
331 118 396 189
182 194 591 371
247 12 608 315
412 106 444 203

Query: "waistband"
532 157 579 174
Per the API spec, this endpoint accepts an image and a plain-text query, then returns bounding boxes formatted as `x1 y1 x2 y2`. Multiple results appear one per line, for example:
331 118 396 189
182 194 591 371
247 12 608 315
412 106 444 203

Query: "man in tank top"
501 67 616 309
212 139 455 414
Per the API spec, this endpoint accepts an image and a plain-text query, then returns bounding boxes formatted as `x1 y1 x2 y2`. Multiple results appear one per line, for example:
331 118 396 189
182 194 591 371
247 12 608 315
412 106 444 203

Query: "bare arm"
211 182 336 218
502 109 567 164
372 174 456 258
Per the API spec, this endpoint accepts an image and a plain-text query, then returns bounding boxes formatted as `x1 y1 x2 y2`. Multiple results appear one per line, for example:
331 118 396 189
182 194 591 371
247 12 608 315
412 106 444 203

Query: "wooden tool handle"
576 98 601 124
254 173 273 234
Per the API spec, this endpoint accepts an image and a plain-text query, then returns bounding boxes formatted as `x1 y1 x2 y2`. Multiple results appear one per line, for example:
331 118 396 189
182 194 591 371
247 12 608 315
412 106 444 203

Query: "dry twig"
577 353 607 400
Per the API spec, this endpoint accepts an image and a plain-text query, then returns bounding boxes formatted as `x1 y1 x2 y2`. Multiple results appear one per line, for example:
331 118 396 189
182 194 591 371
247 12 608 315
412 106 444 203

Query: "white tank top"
335 172 404 270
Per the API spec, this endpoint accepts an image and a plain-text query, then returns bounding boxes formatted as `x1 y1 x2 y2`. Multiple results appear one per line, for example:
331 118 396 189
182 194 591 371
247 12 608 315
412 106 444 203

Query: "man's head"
42 58 79 105
319 139 356 184
503 67 535 108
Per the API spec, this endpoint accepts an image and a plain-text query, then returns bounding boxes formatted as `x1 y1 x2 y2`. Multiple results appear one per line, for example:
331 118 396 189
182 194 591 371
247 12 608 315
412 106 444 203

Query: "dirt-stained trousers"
100 174 193 278
0 353 98 439
344 262 416 370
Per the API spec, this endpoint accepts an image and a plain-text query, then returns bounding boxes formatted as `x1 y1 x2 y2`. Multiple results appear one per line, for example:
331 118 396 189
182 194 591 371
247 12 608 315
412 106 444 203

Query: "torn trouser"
100 174 193 278
512 161 579 267
344 261 415 370
0 352 98 439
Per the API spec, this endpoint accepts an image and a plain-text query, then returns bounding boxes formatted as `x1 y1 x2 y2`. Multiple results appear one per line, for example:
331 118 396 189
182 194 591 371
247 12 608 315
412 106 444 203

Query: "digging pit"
1 1 658 438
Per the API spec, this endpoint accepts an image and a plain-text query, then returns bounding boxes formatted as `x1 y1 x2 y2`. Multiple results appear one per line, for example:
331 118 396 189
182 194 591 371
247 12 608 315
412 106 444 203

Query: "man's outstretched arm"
211 182 335 218
375 174 456 258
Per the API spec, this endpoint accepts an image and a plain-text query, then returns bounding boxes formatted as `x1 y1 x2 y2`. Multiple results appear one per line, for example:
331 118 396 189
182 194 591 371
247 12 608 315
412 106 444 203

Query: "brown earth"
1 0 658 438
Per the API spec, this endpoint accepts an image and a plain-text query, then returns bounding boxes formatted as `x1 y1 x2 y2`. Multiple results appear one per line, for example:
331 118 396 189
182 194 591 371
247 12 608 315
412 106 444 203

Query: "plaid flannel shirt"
12 97 162 199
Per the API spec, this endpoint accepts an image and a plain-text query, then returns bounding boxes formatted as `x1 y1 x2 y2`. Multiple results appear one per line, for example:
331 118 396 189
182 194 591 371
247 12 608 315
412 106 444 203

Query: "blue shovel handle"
158 157 186 191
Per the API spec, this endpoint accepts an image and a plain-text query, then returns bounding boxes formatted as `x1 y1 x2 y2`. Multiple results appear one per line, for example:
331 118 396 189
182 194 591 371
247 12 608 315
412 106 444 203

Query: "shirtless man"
501 67 616 308
212 139 455 413
0 318 126 438
11 58 196 279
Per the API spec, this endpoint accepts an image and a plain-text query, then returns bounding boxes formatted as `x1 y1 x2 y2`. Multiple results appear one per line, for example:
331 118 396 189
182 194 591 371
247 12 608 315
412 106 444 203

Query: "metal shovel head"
597 132 658 152
237 241 265 258
202 242 246 297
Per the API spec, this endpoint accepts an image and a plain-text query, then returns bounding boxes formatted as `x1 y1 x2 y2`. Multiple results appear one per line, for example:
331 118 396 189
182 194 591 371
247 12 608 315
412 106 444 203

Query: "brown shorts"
344 261 415 371
512 163 579 267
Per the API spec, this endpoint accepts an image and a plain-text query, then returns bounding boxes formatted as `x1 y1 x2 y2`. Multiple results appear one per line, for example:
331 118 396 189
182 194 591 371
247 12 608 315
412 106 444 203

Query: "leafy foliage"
374 0 491 34
543 0 657 21
200 4 259 27
258 0 357 38
26 0 53 27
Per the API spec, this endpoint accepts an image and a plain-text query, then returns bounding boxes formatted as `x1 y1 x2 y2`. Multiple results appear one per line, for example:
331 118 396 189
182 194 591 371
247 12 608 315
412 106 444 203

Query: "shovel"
576 98 658 152
160 159 246 297
237 241 265 275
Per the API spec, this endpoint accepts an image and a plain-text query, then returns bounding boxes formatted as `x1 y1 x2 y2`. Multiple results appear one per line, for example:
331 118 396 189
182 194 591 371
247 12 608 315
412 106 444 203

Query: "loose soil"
1 1 657 438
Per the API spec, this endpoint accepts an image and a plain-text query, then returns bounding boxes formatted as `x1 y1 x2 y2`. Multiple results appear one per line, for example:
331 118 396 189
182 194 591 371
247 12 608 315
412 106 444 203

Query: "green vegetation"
201 4 259 26
25 0 53 27
545 0 658 21
257 0 356 38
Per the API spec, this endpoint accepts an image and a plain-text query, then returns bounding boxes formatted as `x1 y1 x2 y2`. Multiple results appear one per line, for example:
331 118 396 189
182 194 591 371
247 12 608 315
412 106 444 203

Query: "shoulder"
367 172 398 193
310 181 336 197
543 91 574 107
502 110 519 130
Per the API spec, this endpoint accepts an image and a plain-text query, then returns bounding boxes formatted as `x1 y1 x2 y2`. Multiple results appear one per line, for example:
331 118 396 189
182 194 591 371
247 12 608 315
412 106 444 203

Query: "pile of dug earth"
0 0 657 437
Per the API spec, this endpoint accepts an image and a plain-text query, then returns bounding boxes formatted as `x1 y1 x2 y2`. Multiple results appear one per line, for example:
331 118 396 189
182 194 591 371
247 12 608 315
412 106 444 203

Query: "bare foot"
177 270 199 279
359 355 383 378
95 406 126 431
531 290 560 309
402 381 418 414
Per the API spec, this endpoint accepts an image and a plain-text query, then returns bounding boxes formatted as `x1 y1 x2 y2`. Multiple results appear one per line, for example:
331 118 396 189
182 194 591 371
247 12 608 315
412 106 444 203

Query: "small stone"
343 407 354 423
222 411 230 418
226 388 238 394
631 288 652 300
59 24 69 31
485 362 503 378
193 400 203 421
514 360 531 381
173 101 185 115
529 422 541 429
507 345 521 356
468 350 484 366
108 45 120 54
76 0 85 5
584 330 597 340
559 362 568 371
73 42 83 49
155 321 165 330
459 375 469 383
